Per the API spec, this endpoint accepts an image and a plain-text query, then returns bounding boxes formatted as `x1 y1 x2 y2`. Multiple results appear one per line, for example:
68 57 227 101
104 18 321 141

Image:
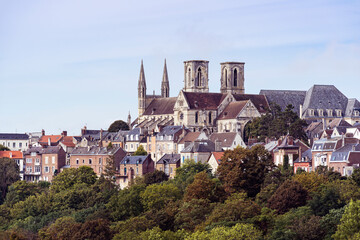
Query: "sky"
1 0 359 136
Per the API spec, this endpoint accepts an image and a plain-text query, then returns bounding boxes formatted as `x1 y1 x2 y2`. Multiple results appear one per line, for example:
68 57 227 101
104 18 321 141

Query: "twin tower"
138 60 245 115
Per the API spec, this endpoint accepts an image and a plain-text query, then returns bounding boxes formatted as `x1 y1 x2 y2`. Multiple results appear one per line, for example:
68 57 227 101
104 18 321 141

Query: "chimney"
299 104 303 119
61 131 67 137
288 136 294 145
42 129 45 136
48 137 51 146
81 126 87 136
342 136 345 147
9 152 12 158
215 139 222 152
100 129 103 140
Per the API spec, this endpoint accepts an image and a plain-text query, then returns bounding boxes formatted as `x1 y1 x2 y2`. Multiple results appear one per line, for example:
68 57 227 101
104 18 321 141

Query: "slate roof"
181 140 215 153
217 101 248 120
24 147 44 155
259 90 306 115
345 99 360 117
82 131 109 141
294 149 312 163
157 126 183 137
120 155 149 165
183 92 226 110
0 151 23 158
209 132 237 148
232 94 269 113
42 146 62 154
302 85 348 117
157 154 180 164
71 146 122 155
328 118 352 129
143 97 177 115
0 133 29 140
331 144 360 162
305 121 323 132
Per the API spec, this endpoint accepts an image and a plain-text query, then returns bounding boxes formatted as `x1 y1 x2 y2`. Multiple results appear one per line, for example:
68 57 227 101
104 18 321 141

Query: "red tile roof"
212 152 224 164
0 151 23 158
39 135 62 144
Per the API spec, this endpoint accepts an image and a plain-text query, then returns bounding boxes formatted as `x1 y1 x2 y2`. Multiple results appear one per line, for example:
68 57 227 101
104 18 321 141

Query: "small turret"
138 60 147 116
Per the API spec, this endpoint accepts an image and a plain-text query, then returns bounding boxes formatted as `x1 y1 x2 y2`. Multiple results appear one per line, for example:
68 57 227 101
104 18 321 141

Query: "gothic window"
208 112 212 124
142 87 145 98
195 112 199 123
224 68 227 87
233 68 238 87
188 68 191 86
197 67 201 87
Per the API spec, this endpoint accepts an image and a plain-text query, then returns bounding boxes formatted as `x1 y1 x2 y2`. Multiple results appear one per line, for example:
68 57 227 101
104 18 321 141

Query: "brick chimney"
81 126 87 136
42 129 45 136
61 131 67 137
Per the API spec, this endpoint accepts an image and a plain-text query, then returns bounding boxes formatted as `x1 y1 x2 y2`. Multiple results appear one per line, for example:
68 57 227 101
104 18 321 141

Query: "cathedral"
136 59 269 135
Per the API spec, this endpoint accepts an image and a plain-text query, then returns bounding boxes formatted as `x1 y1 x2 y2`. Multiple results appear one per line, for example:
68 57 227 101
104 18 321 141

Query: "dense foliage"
108 120 129 132
1 148 359 239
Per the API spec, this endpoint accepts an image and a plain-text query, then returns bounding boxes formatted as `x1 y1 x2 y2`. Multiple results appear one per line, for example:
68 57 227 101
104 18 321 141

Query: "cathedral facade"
136 59 268 135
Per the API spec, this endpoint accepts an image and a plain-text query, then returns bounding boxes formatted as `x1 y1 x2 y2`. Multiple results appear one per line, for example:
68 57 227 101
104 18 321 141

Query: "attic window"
355 110 359 116
336 109 342 117
224 112 228 116
152 108 156 114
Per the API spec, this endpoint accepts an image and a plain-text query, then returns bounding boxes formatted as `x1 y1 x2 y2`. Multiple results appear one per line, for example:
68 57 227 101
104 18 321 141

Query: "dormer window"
309 109 314 117
318 109 324 117
327 109 333 117
355 110 360 117
336 109 342 117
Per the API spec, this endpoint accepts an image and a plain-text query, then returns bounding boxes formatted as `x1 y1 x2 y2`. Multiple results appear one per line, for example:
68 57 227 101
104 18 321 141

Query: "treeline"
1 146 360 239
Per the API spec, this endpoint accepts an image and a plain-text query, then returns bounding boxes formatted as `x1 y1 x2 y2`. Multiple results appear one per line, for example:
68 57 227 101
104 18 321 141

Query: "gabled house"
329 143 360 176
180 139 221 165
124 128 146 153
273 136 310 166
177 132 201 154
207 152 224 175
156 153 180 179
118 155 154 189
294 149 312 173
209 132 246 150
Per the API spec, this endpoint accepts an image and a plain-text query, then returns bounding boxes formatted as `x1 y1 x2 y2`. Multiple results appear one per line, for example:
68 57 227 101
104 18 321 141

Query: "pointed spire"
162 58 169 83
138 59 146 88
127 111 131 129
161 58 170 98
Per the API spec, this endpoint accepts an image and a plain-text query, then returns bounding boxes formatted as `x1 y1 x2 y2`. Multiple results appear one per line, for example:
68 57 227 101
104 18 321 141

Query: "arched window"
195 112 199 123
165 89 168 97
142 87 145 98
233 69 238 87
208 112 212 124
224 68 227 87
197 67 202 87
188 68 191 86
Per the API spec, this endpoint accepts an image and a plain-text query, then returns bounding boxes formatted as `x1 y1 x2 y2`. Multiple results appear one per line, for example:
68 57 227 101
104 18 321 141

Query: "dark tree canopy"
217 145 274 197
108 120 129 132
143 170 169 185
133 145 147 156
0 157 20 202
0 144 10 151
245 103 308 142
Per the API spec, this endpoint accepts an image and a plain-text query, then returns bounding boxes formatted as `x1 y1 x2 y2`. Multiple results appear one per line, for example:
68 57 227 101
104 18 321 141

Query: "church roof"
259 90 306 115
217 101 248 120
232 94 269 113
143 97 177 115
183 92 226 110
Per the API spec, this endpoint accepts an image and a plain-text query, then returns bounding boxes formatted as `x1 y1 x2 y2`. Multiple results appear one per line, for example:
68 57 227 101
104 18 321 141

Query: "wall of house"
24 153 41 182
1 139 29 151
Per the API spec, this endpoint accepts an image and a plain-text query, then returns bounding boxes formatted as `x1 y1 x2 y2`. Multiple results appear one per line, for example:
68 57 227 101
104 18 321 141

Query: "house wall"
1 139 29 151
208 154 219 175
24 153 41 182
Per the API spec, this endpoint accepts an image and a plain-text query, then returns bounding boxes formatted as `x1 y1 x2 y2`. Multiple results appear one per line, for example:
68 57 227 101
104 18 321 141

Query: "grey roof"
345 99 360 117
120 155 149 165
24 147 44 155
312 139 339 151
181 140 215 153
0 133 29 140
157 126 183 137
157 154 180 164
294 149 312 163
82 130 109 141
259 90 306 115
331 144 360 162
42 146 62 154
302 85 348 117
70 146 122 155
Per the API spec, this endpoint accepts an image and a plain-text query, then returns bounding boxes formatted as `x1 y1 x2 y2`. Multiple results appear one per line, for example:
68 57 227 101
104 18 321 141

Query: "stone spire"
161 59 170 98
138 60 147 116
127 111 131 129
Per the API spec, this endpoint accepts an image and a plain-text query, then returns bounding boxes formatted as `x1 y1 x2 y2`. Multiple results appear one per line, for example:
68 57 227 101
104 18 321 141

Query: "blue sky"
1 0 359 135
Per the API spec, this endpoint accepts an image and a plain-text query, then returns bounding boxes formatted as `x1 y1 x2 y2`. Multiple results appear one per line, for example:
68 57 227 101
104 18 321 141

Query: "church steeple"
161 59 170 98
138 60 147 116
127 111 131 129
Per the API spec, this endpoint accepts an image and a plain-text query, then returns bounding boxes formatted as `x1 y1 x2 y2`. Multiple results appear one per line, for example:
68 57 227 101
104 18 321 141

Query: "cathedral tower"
183 60 209 93
220 62 245 94
138 60 147 116
161 59 170 98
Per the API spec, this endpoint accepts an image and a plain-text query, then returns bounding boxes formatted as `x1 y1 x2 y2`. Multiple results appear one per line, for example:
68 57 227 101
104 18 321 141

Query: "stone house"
209 132 246 150
118 155 154 189
156 153 180 179
180 139 221 165
0 133 29 151
273 136 309 167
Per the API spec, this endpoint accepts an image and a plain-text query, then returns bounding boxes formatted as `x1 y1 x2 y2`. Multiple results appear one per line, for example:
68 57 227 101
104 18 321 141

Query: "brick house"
273 136 309 167
41 146 66 182
70 146 126 177
23 147 43 182
118 155 154 189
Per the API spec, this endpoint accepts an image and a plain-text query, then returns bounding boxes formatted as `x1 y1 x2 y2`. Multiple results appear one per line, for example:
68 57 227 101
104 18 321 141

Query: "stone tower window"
142 88 145 98
224 68 227 87
233 68 238 87
197 68 202 87
195 112 199 123
187 68 191 87
208 112 212 124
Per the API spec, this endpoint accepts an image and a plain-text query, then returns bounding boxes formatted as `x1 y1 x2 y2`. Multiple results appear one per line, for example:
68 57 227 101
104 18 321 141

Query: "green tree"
308 185 345 216
108 120 129 132
321 207 345 240
38 216 80 240
50 166 97 193
143 170 169 185
350 168 360 186
184 171 215 202
0 157 20 203
140 183 181 211
4 181 44 207
0 144 10 151
217 145 274 197
333 200 360 240
133 145 147 156
268 180 308 214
